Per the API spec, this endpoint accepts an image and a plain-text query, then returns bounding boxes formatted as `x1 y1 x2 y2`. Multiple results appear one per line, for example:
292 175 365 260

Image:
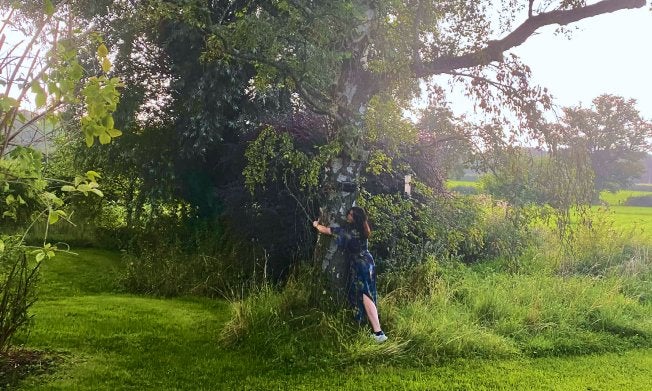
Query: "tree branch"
412 0 646 77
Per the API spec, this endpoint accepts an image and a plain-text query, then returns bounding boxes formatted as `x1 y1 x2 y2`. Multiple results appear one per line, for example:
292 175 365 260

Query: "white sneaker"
372 332 388 343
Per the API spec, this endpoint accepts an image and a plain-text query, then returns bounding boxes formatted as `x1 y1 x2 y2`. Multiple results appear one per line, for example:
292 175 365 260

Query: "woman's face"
346 210 354 223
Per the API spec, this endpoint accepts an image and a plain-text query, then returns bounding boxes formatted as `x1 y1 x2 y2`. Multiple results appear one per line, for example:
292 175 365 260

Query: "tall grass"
221 208 652 368
12 249 652 390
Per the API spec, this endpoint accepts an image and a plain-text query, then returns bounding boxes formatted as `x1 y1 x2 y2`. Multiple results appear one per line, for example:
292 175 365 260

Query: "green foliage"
624 196 652 207
359 189 534 269
364 95 418 154
360 190 482 268
204 1 357 108
0 2 123 356
600 189 652 206
244 126 340 194
0 238 39 353
555 94 652 192
550 208 652 278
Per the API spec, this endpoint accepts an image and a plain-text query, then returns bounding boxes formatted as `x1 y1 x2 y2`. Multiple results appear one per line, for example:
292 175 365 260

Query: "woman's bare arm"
312 221 332 235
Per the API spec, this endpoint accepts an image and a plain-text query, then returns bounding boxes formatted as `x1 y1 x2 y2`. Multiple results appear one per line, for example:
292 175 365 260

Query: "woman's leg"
362 293 382 333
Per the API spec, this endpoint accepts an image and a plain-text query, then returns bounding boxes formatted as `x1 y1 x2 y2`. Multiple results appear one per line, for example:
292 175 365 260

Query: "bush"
629 183 652 192
361 192 486 270
0 238 40 352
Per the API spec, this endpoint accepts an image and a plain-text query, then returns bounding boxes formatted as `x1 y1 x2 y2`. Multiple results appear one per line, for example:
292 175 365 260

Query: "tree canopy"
553 94 652 192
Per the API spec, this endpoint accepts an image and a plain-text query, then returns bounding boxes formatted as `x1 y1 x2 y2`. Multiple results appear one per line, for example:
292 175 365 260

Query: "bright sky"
511 6 652 119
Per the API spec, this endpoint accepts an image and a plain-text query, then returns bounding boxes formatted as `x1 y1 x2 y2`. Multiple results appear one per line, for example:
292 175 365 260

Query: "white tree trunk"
313 156 364 300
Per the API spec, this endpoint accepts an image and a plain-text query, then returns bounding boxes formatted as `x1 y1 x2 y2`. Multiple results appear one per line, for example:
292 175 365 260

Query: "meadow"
447 181 652 234
10 244 652 390
4 183 651 389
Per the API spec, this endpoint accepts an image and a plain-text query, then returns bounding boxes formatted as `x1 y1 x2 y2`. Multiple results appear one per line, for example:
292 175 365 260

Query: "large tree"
15 1 647 294
201 0 647 292
553 94 652 192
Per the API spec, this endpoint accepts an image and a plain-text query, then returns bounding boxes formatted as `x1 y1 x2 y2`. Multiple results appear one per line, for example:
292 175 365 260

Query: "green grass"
446 180 480 189
443 182 652 237
607 205 652 233
600 190 652 206
11 249 652 390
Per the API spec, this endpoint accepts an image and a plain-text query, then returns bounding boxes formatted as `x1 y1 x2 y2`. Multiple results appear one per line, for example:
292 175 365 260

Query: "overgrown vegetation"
220 213 651 367
5 249 649 389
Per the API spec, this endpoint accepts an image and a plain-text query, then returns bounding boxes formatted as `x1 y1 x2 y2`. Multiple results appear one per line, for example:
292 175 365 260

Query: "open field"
446 181 652 237
600 190 652 206
10 249 652 390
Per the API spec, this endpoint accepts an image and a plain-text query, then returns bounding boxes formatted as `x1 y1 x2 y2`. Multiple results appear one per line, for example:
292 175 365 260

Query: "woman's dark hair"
348 206 371 239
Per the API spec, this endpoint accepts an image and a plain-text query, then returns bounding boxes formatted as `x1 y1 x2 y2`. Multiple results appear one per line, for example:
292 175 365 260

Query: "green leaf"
0 96 18 111
102 57 112 73
35 252 46 262
99 133 111 145
5 194 15 205
97 44 109 58
107 128 122 138
32 82 47 108
35 92 47 108
49 212 59 225
0 240 4 253
90 188 104 197
86 171 101 181
61 185 76 192
104 116 114 129
44 0 55 15
85 134 94 147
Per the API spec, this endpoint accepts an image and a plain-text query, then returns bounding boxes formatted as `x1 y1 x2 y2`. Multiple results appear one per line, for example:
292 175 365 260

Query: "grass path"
15 249 652 390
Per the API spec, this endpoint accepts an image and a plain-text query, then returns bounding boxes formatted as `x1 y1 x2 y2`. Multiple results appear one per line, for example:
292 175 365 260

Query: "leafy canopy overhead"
203 0 645 134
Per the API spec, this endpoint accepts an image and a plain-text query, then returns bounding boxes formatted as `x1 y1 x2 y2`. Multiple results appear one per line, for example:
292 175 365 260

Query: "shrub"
361 192 486 270
0 238 40 352
629 183 652 192
450 185 478 195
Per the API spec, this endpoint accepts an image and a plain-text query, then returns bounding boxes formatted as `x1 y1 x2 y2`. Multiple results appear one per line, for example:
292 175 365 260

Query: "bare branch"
413 0 646 77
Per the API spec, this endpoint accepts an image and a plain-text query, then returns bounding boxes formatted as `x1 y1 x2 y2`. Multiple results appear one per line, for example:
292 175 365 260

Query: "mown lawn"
12 249 652 390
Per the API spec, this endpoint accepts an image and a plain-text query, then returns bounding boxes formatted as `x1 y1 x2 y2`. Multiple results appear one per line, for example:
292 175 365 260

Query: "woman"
313 207 388 343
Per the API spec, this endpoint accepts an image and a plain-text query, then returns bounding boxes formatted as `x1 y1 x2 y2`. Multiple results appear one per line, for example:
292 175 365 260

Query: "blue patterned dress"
331 225 378 323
